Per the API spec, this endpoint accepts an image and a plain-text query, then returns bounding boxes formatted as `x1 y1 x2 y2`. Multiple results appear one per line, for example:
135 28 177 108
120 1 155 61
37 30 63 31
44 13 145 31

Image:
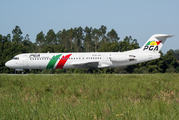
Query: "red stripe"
156 41 162 45
56 54 72 69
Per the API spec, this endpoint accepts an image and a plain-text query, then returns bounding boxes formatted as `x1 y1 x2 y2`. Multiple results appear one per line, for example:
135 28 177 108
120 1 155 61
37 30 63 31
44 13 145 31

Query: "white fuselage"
5 50 160 70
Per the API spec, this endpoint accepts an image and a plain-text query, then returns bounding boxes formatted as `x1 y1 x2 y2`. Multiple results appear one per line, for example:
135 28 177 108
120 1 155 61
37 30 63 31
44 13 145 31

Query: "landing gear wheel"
87 69 93 74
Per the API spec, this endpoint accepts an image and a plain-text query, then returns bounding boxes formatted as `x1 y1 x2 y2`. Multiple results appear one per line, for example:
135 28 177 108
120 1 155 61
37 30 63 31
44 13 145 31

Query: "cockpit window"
12 57 19 60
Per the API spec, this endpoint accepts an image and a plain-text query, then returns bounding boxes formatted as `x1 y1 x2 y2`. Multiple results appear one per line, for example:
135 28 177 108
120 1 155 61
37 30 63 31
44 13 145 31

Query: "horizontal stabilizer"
155 34 174 38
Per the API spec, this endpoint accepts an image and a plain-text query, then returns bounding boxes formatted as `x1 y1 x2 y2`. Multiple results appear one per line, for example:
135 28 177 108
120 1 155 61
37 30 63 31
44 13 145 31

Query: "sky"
1 0 178 53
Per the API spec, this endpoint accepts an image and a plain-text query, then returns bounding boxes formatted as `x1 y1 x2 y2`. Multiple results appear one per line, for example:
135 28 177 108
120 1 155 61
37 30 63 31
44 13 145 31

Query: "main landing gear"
87 69 93 74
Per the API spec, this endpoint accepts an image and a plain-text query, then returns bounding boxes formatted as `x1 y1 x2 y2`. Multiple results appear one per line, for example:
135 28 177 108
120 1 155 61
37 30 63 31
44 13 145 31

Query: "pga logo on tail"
143 40 162 51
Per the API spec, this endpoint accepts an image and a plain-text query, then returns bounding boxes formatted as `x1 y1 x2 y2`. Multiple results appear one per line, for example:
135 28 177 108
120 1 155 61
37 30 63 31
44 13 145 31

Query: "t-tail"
141 34 174 52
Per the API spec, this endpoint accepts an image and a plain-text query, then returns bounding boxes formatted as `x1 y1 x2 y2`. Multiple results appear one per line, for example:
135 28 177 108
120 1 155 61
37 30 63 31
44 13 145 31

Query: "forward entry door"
22 56 28 68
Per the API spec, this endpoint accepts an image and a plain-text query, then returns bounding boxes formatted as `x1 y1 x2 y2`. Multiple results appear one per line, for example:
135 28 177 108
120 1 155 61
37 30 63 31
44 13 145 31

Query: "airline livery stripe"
146 41 162 46
46 54 62 69
56 54 72 69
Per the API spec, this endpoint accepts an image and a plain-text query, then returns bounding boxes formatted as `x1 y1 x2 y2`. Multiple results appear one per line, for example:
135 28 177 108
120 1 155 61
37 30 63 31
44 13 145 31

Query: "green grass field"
0 74 179 120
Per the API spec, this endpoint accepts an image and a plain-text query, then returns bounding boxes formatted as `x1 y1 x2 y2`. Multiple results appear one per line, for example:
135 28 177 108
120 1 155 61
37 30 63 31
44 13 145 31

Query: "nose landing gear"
15 69 24 74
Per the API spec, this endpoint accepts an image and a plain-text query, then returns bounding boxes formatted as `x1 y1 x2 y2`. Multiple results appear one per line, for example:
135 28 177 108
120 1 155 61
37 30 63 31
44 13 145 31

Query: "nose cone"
5 60 17 69
5 60 23 69
5 61 11 68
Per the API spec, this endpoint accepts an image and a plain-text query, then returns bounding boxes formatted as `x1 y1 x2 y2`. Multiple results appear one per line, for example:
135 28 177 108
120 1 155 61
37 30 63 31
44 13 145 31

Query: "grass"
0 74 179 119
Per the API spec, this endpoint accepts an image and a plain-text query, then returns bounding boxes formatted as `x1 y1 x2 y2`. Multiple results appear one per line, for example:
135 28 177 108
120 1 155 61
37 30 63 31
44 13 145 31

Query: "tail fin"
141 34 174 52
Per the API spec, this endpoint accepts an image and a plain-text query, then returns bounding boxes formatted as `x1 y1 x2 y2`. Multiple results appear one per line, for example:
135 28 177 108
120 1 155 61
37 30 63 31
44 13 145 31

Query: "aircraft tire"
87 69 93 74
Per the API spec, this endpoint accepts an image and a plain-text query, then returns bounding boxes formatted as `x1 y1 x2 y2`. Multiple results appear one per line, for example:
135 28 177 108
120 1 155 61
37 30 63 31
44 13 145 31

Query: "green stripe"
46 54 62 69
146 41 151 45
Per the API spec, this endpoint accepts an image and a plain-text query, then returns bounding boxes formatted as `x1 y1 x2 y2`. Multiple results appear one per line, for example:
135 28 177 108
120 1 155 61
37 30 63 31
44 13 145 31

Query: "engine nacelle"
110 55 135 62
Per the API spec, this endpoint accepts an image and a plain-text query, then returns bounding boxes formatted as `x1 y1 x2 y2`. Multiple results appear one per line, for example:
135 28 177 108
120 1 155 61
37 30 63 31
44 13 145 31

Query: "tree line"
0 25 179 74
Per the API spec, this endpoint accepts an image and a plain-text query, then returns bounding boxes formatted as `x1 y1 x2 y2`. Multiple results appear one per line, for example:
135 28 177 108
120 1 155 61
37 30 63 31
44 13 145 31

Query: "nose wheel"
15 69 24 74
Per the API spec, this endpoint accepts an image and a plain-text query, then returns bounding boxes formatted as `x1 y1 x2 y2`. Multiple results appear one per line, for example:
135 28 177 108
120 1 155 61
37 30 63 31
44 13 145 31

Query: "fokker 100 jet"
5 34 174 73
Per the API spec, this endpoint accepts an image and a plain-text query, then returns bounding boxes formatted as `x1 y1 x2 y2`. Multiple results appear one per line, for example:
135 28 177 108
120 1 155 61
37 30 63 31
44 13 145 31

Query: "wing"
70 61 99 69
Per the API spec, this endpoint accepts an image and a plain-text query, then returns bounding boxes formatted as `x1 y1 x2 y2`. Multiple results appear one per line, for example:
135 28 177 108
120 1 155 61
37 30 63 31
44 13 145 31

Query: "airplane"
5 34 174 73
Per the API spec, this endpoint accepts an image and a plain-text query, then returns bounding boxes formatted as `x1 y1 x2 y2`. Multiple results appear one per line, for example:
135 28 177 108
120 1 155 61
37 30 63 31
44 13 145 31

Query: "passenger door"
22 55 28 67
